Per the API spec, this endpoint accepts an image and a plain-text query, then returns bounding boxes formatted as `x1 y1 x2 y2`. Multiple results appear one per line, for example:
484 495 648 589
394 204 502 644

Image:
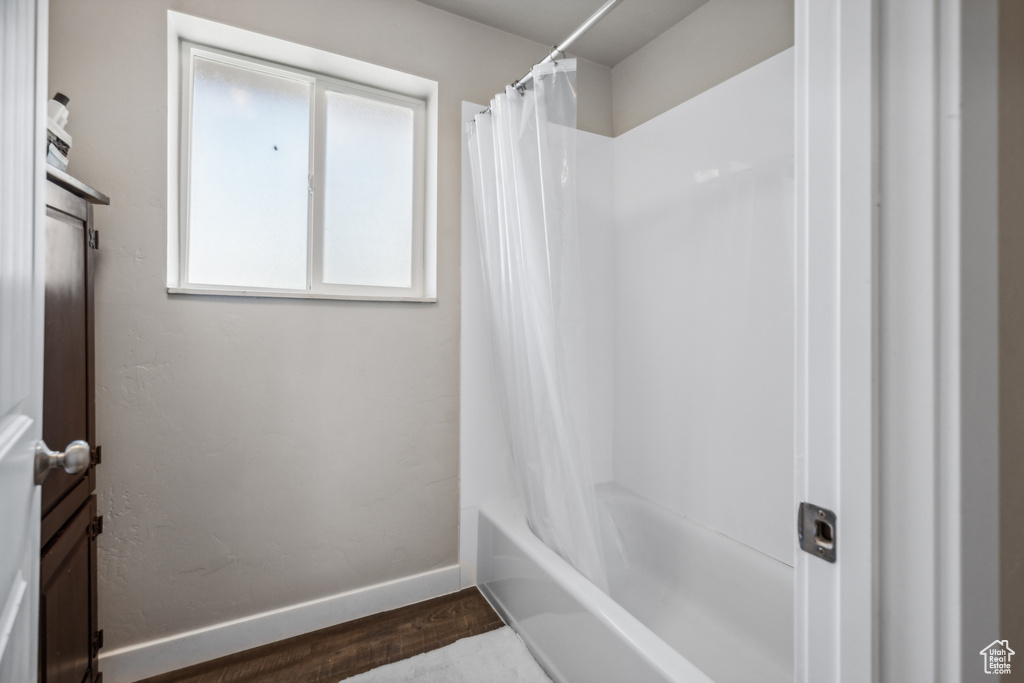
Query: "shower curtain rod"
473 0 624 117
512 0 625 90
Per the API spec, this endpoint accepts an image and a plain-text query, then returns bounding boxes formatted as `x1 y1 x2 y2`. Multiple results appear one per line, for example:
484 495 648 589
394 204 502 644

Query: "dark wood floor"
136 587 504 683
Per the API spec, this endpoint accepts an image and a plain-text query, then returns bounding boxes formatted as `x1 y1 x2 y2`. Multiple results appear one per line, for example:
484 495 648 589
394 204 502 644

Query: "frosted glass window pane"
323 91 415 288
188 57 311 289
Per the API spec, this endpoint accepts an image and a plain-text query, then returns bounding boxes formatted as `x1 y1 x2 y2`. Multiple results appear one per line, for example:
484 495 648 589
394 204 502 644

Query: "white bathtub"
477 483 793 683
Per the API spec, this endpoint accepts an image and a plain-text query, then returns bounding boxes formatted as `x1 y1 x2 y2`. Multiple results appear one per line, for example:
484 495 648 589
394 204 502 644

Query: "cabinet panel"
40 497 95 683
41 477 91 553
41 208 89 518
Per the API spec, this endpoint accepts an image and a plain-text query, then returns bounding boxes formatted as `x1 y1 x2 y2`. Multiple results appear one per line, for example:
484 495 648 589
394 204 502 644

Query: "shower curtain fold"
467 59 607 590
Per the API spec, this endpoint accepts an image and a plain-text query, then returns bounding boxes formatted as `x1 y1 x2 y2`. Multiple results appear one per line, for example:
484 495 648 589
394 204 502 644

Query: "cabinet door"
42 203 93 519
40 496 97 683
41 183 100 683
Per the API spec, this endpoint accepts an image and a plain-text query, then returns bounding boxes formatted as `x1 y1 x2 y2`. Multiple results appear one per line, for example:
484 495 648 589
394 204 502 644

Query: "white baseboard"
99 565 461 683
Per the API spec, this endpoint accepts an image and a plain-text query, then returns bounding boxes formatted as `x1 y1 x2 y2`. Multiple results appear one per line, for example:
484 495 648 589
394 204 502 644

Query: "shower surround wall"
612 51 794 563
461 48 794 588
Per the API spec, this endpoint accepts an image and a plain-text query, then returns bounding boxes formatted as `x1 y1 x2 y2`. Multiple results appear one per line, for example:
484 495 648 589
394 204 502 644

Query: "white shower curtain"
467 59 607 589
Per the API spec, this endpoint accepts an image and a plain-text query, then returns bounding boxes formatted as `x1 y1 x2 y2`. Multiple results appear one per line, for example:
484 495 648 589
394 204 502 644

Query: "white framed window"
167 13 438 301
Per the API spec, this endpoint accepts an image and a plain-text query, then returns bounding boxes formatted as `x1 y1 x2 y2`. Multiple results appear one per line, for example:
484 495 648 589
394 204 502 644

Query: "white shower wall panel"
612 50 795 564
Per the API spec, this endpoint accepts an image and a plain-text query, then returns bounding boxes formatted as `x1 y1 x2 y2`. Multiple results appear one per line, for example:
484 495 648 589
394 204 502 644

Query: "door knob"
35 439 90 485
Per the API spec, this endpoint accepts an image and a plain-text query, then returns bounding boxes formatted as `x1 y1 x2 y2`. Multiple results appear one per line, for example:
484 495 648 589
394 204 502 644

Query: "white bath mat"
342 626 552 683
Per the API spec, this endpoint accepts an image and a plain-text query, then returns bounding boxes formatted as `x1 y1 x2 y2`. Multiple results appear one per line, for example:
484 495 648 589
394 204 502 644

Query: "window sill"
168 287 436 303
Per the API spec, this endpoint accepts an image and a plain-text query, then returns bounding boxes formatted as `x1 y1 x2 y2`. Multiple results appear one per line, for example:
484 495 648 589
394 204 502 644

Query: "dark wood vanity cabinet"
40 169 108 683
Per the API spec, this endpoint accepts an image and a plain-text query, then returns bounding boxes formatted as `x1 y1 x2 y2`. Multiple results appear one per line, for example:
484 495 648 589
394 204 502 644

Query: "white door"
0 0 47 680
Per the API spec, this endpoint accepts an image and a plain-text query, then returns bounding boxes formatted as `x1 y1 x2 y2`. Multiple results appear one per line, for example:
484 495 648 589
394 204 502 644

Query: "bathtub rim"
477 497 715 683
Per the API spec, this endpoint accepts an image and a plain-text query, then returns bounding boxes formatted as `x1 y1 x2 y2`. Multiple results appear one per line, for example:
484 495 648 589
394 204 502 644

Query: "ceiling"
414 0 711 67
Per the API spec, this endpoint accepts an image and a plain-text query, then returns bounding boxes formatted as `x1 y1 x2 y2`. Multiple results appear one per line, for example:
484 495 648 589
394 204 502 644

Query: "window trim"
167 12 438 302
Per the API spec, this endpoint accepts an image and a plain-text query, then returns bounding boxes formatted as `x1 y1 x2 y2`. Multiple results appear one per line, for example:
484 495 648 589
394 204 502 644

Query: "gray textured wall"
611 0 793 136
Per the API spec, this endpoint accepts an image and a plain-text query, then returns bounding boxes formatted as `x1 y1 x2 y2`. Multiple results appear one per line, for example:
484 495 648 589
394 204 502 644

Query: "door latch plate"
798 502 837 563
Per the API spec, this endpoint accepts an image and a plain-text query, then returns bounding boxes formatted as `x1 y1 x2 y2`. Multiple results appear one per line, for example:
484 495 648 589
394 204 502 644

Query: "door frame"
794 0 876 679
795 0 1001 681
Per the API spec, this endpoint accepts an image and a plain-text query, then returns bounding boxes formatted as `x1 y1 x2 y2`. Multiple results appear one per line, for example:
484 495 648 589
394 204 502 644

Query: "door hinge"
88 228 99 250
95 673 103 683
89 516 104 539
90 445 102 468
798 502 836 563
92 629 104 657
